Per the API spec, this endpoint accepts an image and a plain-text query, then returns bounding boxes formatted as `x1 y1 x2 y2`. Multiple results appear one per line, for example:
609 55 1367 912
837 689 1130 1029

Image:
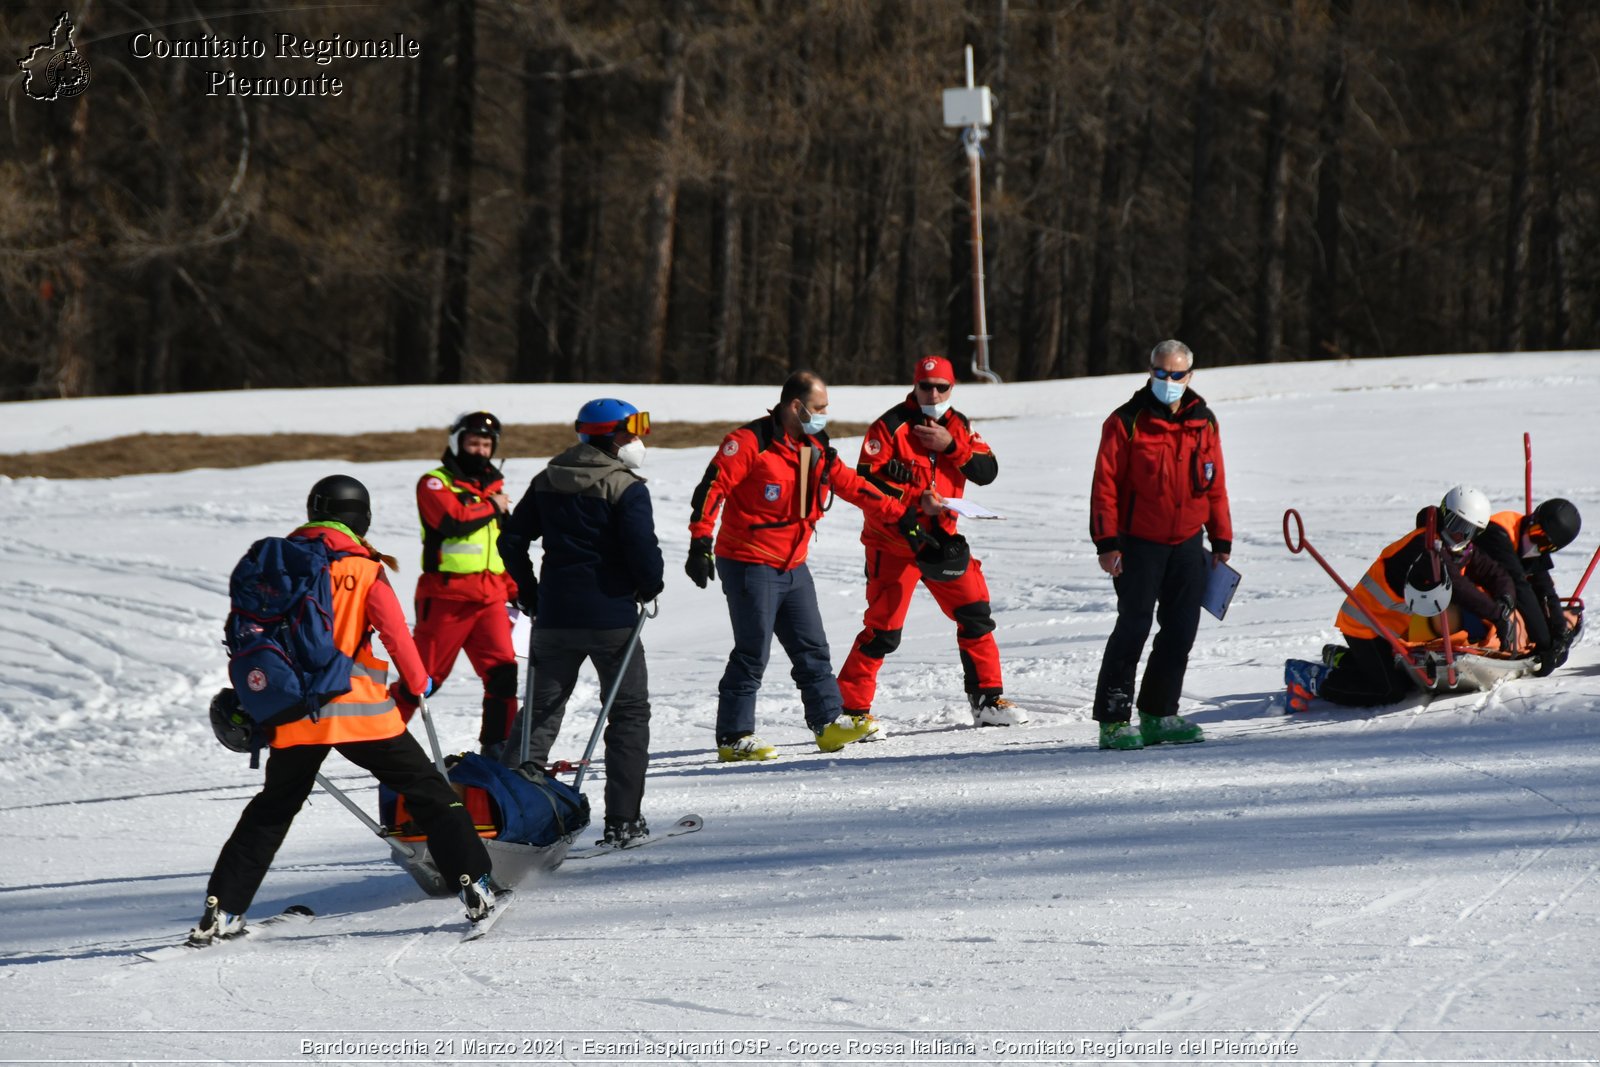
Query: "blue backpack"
378 754 591 847
223 535 354 762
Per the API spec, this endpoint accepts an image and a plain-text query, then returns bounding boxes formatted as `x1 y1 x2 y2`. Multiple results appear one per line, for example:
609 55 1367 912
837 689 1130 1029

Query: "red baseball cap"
913 356 955 384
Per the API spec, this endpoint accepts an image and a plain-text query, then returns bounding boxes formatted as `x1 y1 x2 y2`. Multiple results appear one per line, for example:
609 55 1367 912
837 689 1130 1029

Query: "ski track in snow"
3 355 1600 1065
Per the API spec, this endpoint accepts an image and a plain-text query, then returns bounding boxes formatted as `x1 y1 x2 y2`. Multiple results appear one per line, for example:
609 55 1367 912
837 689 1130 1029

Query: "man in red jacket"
687 370 941 762
1089 340 1231 751
393 412 521 755
837 356 1027 729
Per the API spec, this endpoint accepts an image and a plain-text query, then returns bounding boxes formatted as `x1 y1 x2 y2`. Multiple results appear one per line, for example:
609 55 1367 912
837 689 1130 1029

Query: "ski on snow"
565 813 703 861
136 904 315 962
461 889 515 942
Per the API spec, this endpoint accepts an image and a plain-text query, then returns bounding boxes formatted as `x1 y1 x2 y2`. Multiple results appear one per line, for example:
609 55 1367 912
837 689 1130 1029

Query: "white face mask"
1150 376 1187 405
920 399 952 418
799 405 828 435
616 439 646 469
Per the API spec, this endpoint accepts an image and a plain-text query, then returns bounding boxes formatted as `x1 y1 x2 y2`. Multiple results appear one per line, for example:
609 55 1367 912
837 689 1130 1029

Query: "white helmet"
1403 555 1453 616
1438 485 1491 553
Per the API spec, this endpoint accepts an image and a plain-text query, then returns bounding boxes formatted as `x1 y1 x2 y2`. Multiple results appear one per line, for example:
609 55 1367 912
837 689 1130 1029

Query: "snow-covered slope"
2 354 1598 1065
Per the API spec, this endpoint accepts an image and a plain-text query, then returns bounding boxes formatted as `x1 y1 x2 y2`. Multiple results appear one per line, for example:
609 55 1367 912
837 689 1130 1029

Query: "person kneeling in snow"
1285 485 1519 711
193 475 497 943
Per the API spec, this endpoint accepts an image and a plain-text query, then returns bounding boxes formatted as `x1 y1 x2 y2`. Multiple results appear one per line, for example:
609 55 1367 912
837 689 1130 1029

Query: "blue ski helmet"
575 398 640 443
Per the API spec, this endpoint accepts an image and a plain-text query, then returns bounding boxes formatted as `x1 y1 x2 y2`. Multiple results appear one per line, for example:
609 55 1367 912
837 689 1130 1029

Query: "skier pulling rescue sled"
194 474 500 945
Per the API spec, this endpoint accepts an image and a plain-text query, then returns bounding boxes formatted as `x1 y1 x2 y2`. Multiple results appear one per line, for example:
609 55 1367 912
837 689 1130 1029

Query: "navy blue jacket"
498 443 664 630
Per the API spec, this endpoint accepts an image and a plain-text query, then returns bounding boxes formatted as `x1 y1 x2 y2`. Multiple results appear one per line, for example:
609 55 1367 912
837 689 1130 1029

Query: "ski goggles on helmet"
574 410 651 437
1526 518 1557 554
1152 367 1192 381
1439 510 1478 552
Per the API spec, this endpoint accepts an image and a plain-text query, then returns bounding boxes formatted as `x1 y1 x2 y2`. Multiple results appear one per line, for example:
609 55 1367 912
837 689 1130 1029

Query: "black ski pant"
206 732 490 915
1320 635 1415 708
501 625 650 823
1093 532 1207 722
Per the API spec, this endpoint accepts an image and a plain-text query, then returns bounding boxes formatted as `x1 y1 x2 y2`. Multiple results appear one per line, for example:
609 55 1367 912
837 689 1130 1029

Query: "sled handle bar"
572 599 659 795
416 694 448 777
315 772 419 861
1572 542 1600 603
1282 509 1436 691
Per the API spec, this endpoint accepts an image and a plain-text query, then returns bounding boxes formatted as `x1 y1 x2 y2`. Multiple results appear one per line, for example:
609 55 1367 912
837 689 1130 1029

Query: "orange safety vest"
1335 530 1419 641
1489 510 1524 550
272 553 405 747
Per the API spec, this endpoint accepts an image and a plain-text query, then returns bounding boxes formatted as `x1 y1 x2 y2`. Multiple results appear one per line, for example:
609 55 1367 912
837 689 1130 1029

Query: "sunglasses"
1151 367 1192 381
916 381 953 394
575 410 651 436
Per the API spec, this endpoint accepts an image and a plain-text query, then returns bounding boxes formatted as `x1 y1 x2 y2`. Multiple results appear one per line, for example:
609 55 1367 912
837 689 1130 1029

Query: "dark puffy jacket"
498 443 664 630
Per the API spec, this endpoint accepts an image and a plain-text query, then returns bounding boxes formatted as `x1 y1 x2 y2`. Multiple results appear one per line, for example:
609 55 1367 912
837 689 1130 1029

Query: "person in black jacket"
1478 499 1583 676
496 399 664 847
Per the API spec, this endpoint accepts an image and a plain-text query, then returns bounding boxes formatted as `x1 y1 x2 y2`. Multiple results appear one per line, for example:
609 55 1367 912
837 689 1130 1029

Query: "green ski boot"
1139 713 1205 745
1098 720 1145 751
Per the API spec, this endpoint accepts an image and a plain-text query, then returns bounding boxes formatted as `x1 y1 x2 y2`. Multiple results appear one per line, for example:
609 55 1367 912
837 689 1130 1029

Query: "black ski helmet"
1531 498 1581 554
915 532 971 583
209 688 254 753
306 474 371 536
449 411 502 457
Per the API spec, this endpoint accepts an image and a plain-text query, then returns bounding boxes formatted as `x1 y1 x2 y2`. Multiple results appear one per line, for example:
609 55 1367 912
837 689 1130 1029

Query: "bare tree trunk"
1087 0 1132 376
1178 0 1219 345
1309 0 1352 360
639 4 688 383
42 0 98 398
1254 6 1294 363
710 176 741 383
892 146 919 368
515 46 565 382
1017 13 1060 381
1534 0 1571 346
435 0 477 384
390 53 432 384
1497 0 1542 352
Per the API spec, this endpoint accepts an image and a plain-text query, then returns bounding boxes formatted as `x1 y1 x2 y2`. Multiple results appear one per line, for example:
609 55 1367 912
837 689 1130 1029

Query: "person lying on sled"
1284 485 1518 711
1477 498 1583 677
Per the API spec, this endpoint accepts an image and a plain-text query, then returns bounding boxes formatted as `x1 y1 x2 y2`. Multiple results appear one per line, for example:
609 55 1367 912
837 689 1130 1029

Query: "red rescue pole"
1283 509 1435 690
1524 432 1533 515
1424 509 1457 688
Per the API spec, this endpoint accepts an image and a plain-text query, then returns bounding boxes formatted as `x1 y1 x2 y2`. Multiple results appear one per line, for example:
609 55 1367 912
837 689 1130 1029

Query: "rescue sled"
1405 599 1584 696
318 603 654 896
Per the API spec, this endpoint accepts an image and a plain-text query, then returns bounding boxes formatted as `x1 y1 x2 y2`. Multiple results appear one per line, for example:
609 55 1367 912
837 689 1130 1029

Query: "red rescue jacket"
855 395 998 558
1090 387 1232 553
415 454 518 605
689 414 907 571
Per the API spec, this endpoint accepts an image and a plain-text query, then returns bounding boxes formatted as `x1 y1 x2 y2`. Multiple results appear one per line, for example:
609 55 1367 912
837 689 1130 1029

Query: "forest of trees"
1 0 1595 401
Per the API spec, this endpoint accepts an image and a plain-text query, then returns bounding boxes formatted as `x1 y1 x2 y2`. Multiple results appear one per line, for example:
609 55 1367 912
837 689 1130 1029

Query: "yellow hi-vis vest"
422 467 507 576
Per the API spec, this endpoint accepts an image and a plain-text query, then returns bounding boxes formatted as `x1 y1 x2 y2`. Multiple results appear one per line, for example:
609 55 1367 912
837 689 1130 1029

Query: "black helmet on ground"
307 473 371 536
1530 498 1581 554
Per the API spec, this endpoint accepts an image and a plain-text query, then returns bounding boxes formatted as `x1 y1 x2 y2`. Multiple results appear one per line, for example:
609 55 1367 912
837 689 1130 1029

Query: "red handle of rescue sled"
1283 509 1435 690
1524 432 1533 516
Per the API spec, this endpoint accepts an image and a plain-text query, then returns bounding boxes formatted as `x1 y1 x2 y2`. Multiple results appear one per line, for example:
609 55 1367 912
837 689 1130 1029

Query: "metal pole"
962 46 1001 385
315 772 419 861
1524 432 1533 515
416 693 447 776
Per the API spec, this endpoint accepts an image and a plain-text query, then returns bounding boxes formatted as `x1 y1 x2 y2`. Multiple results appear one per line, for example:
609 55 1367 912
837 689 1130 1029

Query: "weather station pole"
943 45 1001 384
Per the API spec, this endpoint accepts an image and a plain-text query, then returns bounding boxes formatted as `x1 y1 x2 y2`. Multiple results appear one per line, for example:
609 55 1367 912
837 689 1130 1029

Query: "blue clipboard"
1201 550 1241 621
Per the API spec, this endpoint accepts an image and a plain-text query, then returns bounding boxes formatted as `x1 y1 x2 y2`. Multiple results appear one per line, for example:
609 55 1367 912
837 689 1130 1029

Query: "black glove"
514 577 538 616
896 509 938 550
881 459 916 485
685 536 716 589
1494 595 1521 651
638 580 664 603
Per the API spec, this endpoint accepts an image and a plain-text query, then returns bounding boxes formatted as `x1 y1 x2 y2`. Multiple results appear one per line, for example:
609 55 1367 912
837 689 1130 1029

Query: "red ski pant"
393 596 519 748
836 549 1002 711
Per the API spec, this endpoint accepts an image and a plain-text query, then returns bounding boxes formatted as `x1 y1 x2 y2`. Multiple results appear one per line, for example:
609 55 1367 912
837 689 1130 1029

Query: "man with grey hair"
1087 339 1233 750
